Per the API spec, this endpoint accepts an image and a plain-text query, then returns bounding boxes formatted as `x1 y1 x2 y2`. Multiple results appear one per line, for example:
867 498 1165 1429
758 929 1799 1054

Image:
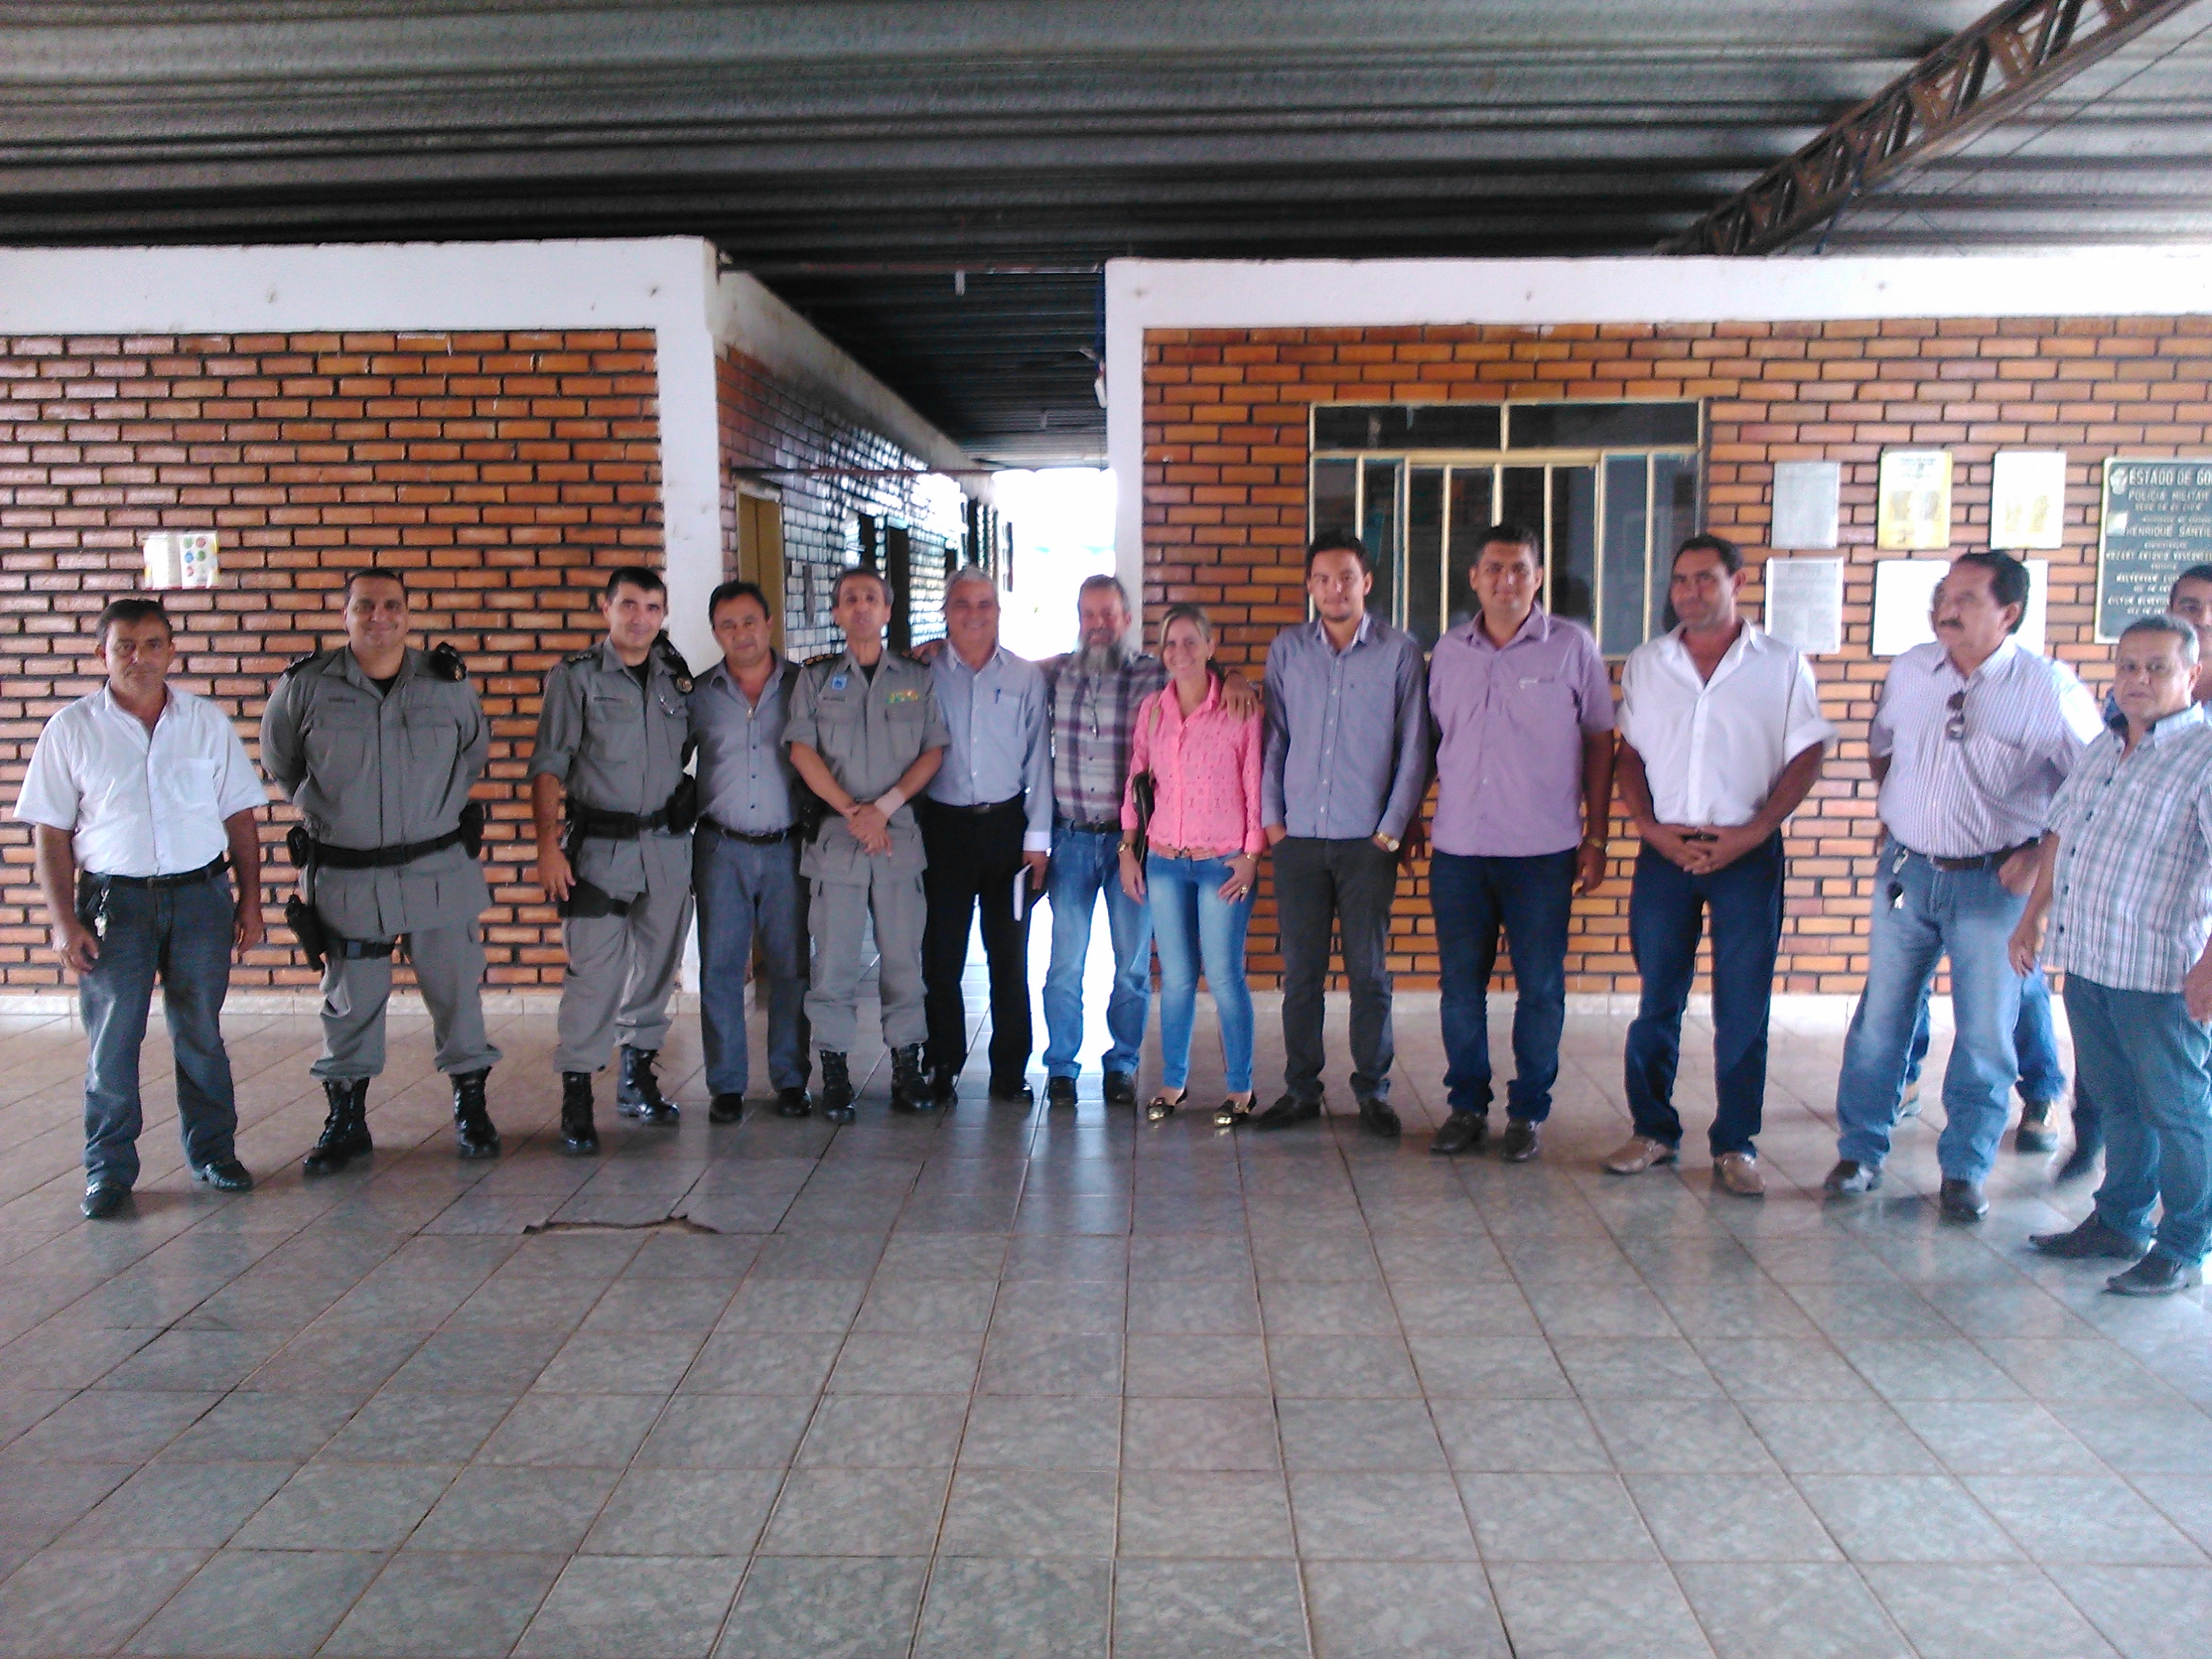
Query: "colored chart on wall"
2097 458 2212 641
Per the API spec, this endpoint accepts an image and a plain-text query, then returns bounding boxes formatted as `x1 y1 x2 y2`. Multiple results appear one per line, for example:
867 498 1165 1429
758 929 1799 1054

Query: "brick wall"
0 329 661 989
714 347 966 656
1145 314 2212 994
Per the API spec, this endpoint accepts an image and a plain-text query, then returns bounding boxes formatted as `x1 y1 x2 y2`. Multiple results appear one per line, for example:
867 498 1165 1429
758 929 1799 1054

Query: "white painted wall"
1104 247 2212 618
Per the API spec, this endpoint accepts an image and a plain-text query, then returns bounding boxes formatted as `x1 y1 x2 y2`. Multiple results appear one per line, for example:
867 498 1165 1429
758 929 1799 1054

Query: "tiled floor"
0 937 2207 1658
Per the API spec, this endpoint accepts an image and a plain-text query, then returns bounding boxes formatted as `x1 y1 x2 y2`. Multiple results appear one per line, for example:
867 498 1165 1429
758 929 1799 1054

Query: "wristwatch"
1376 834 1401 853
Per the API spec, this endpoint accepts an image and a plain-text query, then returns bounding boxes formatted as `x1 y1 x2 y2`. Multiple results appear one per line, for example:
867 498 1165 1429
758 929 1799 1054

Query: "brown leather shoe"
1713 1151 1765 1197
1603 1134 1677 1174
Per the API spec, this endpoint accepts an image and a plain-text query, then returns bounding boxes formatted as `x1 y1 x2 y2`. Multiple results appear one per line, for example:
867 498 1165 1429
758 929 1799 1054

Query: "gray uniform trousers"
556 868 695 1073
314 924 499 1082
806 863 928 1054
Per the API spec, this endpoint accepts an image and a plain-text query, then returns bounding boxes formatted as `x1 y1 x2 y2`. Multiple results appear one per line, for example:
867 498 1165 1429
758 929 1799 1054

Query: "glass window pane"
1312 457 1358 542
1650 453 1700 637
1313 404 1502 451
1601 455 1651 655
1508 401 1700 450
1500 466 1546 543
1361 459 1400 627
1446 468 1495 634
1549 465 1597 626
1406 468 1445 648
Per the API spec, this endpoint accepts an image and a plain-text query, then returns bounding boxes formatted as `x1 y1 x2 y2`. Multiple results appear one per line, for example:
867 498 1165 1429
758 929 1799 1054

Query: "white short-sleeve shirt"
1618 623 1835 827
14 686 266 877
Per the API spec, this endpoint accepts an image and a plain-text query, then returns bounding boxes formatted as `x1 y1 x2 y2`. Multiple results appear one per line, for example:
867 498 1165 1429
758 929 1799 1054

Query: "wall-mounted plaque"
1990 450 2067 550
2097 458 2212 640
1877 450 1953 550
1770 462 1841 550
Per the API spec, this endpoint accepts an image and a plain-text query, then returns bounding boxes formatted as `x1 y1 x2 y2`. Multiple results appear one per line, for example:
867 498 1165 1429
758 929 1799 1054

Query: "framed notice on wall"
1877 450 1953 550
2098 458 2212 640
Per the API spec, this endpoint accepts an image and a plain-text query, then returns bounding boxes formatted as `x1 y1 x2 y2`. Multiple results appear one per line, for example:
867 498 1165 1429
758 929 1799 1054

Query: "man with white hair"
2013 613 2212 1295
919 567 1052 1104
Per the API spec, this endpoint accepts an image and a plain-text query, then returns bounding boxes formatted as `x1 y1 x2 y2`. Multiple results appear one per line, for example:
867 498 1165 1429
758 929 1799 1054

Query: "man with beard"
1036 575 1259 1108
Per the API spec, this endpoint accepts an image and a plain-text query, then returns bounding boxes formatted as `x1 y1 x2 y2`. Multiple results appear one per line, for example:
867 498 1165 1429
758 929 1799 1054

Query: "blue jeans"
694 832 809 1095
1146 853 1256 1094
2068 976 2212 1266
1906 968 2066 1104
1042 824 1153 1080
1433 848 1574 1122
1835 841 2026 1184
77 871 240 1189
1624 834 1784 1158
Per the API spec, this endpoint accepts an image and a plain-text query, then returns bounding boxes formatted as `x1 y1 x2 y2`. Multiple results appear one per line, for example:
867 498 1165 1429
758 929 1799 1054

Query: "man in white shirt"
1611 536 1834 1195
1827 551 2102 1222
14 598 266 1219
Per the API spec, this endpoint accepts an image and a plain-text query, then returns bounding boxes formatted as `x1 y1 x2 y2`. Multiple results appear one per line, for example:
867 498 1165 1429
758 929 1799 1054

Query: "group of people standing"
18 535 2212 1297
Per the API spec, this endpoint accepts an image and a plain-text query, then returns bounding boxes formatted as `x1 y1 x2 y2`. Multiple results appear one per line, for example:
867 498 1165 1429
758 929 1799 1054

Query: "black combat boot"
451 1068 499 1159
889 1044 930 1113
616 1044 680 1125
302 1078 372 1177
559 1071 600 1155
818 1052 855 1125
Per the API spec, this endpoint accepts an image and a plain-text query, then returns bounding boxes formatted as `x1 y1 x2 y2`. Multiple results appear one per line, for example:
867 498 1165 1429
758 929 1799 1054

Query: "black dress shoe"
708 1092 745 1125
1498 1120 1541 1163
81 1181 129 1220
989 1078 1035 1105
775 1086 813 1119
1357 1097 1401 1139
930 1066 960 1105
2030 1215 2146 1260
1429 1113 1487 1156
1252 1094 1321 1131
2106 1254 2203 1296
1103 1071 1136 1106
192 1158 255 1193
1938 1177 1989 1223
2015 1101 2059 1154
1046 1076 1079 1108
2054 1141 2102 1185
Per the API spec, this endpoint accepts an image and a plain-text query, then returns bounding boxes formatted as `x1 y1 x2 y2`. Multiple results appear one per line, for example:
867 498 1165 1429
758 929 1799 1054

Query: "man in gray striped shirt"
1827 552 2102 1223
2014 615 2212 1295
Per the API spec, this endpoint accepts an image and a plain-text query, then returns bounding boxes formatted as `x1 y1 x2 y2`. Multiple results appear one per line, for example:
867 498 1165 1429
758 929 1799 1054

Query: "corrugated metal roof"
2 1 2205 462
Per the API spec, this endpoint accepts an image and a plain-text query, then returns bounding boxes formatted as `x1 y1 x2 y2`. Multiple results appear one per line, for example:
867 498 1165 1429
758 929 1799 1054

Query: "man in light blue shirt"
922 566 1052 1103
689 579 811 1124
1257 529 1431 1136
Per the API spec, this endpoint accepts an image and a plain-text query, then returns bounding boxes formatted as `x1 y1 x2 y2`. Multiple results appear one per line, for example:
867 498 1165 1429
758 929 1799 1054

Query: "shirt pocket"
304 705 375 781
401 706 459 780
151 754 224 820
1506 675 1577 737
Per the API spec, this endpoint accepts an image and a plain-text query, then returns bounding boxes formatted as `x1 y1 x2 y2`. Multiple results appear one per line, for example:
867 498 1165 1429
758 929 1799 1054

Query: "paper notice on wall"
144 531 218 590
1762 558 1845 655
1770 462 1841 550
1876 450 1953 550
1873 557 2048 656
1991 450 2067 550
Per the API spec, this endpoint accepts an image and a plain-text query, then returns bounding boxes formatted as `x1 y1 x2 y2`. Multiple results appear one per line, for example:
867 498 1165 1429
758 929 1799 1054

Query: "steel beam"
1662 0 2205 255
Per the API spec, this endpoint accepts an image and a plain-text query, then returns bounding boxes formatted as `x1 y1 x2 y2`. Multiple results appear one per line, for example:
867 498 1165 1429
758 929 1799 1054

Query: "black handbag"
1126 695 1164 868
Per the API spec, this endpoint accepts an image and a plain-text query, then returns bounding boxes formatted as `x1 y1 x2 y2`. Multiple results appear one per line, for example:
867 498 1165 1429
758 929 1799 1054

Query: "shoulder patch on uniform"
427 642 469 682
563 647 600 667
804 651 842 668
281 648 333 679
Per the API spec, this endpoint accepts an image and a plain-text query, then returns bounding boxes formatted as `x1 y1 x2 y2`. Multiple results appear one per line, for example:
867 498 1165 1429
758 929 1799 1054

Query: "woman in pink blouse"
1119 605 1265 1126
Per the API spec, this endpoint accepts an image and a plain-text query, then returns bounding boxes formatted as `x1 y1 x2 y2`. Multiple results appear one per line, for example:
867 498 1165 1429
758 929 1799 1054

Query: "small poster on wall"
1990 450 2068 550
1877 450 1954 550
144 531 218 590
1770 462 1841 550
1763 557 1844 655
2097 457 2212 640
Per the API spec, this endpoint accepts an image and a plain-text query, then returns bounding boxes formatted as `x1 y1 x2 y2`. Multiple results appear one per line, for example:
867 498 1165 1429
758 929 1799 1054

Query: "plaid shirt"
1040 650 1168 827
2046 703 2212 993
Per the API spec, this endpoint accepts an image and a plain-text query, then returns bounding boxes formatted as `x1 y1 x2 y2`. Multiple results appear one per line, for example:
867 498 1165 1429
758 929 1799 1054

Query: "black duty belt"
308 827 466 869
569 802 672 840
1063 818 1121 836
699 817 792 846
928 795 1023 817
88 855 227 890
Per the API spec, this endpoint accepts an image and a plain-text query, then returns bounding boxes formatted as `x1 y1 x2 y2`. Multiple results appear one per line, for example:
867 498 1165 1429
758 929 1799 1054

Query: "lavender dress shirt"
1428 608 1615 858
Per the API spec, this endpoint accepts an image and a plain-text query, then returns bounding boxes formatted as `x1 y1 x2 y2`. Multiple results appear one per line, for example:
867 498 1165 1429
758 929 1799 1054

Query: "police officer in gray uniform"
261 568 504 1173
531 566 697 1155
785 567 948 1122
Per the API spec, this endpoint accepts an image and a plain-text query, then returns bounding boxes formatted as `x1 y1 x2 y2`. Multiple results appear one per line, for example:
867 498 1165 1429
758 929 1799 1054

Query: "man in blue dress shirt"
920 567 1052 1104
